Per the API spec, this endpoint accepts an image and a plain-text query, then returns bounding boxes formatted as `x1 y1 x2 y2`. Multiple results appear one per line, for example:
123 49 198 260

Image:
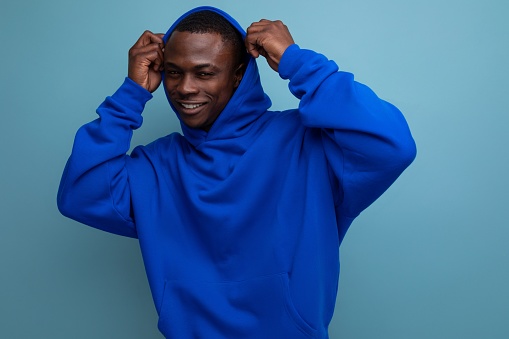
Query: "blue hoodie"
58 6 416 338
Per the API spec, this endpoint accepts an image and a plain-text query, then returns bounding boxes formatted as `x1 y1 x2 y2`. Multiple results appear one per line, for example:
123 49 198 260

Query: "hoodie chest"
174 114 326 208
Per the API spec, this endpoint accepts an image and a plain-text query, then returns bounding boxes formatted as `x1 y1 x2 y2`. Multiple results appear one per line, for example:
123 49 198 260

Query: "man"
58 6 416 338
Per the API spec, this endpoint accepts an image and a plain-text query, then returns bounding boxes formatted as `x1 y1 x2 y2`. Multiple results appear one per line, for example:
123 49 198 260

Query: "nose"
177 74 199 96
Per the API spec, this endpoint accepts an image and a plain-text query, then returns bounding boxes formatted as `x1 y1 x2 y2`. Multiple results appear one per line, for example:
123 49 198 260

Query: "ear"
233 63 245 88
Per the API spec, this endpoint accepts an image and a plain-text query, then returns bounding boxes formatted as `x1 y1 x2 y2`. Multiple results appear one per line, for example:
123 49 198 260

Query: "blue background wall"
2 0 508 337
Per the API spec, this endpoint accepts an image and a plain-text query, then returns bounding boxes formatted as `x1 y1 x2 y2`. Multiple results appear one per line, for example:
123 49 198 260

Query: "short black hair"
172 10 246 66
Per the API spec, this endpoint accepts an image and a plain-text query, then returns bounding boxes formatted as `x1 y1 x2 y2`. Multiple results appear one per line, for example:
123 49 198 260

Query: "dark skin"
128 19 295 130
163 32 244 131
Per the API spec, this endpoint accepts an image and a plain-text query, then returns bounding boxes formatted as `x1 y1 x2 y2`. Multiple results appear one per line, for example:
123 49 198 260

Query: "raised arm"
246 20 416 224
57 31 164 237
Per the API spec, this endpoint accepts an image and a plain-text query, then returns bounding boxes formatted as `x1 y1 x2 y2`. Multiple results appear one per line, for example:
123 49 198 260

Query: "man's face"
163 31 243 131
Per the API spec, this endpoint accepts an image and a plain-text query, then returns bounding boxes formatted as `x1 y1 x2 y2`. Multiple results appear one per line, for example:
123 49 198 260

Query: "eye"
197 72 214 78
166 70 180 78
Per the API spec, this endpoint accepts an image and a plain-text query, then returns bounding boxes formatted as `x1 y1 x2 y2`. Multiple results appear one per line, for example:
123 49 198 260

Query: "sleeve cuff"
110 77 154 114
278 44 301 80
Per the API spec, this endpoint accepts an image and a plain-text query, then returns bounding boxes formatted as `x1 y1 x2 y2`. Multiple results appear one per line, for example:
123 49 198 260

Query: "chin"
180 118 206 130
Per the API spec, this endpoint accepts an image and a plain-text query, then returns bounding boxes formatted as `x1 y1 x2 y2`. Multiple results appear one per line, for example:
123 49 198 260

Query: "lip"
175 101 208 115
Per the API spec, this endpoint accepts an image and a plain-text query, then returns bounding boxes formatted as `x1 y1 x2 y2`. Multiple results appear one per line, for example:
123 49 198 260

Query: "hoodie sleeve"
57 77 152 238
279 44 416 222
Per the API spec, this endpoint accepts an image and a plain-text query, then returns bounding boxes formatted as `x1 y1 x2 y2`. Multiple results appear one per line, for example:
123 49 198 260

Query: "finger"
245 20 284 58
153 46 164 71
250 19 271 26
245 31 269 58
246 20 275 34
133 30 153 47
155 33 165 46
245 20 276 45
246 22 268 35
130 43 163 61
143 31 164 45
133 30 165 49
130 47 164 73
245 38 260 58
245 27 263 57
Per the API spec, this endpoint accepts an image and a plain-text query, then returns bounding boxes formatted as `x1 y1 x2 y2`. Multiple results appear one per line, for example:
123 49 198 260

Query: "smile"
180 102 206 109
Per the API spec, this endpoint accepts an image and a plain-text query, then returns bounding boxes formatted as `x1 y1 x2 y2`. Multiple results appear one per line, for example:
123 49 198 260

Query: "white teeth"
181 103 203 109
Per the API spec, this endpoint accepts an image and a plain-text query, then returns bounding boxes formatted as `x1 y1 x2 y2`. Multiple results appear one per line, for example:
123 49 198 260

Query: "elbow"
57 172 83 222
56 178 138 239
400 135 417 167
57 185 76 220
57 161 76 220
390 133 417 173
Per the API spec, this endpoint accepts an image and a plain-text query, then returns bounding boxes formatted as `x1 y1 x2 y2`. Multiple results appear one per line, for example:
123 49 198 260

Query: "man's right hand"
128 31 165 93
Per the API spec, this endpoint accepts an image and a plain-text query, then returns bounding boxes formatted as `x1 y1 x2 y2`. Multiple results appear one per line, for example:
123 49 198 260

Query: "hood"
162 6 272 147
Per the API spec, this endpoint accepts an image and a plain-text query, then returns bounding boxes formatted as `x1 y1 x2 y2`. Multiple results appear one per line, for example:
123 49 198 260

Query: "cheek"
163 78 171 91
164 78 174 88
209 79 235 99
199 84 220 100
164 83 180 98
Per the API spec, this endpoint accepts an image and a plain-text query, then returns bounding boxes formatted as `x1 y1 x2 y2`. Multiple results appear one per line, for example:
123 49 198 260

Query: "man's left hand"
245 19 295 72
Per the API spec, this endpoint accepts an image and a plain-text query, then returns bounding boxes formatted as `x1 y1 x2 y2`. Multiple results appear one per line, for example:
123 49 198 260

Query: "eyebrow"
165 62 220 71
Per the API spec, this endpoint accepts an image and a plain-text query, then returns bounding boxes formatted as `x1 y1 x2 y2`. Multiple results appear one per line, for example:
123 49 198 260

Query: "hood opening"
161 6 272 146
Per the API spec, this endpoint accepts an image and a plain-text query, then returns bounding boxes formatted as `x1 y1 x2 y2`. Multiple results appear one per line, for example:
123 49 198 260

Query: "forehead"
164 31 235 67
